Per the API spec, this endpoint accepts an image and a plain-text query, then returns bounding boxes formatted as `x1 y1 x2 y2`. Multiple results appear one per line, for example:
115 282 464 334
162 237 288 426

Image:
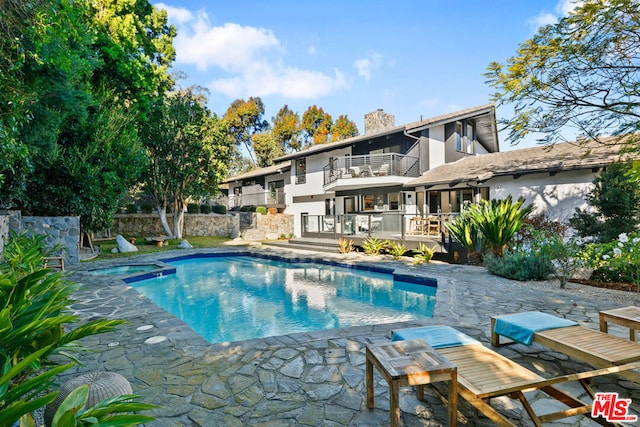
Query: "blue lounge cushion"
493 311 577 345
391 325 480 349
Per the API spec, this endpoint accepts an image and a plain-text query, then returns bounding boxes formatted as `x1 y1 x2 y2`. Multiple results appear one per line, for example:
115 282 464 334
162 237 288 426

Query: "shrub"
388 242 407 260
581 232 640 285
240 205 256 212
256 206 267 215
140 203 153 214
212 204 227 214
338 238 354 254
0 232 154 426
200 204 212 214
125 203 138 214
570 162 640 243
413 242 435 264
362 237 389 255
187 203 200 214
484 251 554 281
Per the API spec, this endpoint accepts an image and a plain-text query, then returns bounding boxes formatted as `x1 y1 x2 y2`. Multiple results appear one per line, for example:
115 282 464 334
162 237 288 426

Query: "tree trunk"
156 204 173 236
172 200 185 238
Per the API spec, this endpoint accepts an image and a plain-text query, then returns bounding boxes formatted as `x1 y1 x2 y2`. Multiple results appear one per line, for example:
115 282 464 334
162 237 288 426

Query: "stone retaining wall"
109 213 293 240
18 214 80 263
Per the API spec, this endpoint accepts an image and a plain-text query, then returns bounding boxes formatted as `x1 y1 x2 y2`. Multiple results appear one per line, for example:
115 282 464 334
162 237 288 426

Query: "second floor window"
295 158 306 184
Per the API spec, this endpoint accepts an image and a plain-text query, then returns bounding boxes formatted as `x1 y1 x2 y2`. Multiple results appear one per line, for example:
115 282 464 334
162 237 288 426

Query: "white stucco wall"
285 147 350 236
489 169 597 223
428 125 446 169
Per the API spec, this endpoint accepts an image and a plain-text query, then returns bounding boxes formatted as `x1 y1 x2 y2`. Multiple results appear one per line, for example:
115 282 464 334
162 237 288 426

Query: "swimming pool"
89 264 163 276
128 255 437 343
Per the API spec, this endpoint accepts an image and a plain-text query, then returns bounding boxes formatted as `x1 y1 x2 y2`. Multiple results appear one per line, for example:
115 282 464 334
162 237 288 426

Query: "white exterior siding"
489 169 596 223
428 125 446 170
285 147 350 236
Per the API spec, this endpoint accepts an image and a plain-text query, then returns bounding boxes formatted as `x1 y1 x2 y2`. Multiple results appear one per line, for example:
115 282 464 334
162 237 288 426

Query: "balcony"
323 153 419 191
229 189 285 209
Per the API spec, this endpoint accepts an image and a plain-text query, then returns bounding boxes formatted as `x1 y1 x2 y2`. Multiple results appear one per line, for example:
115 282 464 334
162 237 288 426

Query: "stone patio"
60 244 640 426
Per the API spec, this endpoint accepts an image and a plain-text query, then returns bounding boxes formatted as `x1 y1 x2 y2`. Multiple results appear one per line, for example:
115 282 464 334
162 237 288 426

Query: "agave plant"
388 242 407 260
413 242 435 264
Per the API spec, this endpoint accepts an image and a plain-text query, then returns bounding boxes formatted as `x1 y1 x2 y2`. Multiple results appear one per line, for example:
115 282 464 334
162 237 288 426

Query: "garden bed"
570 279 639 293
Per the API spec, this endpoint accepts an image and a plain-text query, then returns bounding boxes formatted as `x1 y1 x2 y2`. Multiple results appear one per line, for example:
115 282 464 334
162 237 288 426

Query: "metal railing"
228 189 285 209
323 153 419 186
302 213 459 241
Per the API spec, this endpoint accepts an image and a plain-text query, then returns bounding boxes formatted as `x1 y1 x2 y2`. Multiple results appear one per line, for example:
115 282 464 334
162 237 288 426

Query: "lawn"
87 236 231 261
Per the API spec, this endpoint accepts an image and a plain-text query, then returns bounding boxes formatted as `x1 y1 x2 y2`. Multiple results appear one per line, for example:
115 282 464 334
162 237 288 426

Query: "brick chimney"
364 109 395 135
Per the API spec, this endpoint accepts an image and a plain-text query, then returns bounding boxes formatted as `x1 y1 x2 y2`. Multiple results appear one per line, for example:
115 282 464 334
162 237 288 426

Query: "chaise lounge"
491 311 640 383
391 325 640 426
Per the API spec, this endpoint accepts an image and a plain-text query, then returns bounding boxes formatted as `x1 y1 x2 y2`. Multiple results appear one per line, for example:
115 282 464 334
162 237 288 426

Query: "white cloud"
156 3 347 100
529 0 583 30
530 12 558 29
353 52 383 82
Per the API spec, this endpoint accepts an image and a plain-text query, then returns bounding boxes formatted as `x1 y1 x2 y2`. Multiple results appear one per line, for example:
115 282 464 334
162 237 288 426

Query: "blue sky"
154 0 575 150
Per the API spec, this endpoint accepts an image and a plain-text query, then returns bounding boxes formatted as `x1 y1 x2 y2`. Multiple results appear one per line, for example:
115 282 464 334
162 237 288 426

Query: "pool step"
264 238 339 253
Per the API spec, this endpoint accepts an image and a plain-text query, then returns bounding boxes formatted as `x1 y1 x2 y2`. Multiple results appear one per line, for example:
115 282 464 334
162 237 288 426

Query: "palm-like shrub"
0 232 154 426
413 243 435 264
447 196 532 260
337 238 354 254
472 196 533 256
446 204 484 257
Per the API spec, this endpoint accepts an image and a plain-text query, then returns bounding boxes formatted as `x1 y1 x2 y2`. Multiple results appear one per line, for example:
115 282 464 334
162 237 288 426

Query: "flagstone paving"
60 245 640 426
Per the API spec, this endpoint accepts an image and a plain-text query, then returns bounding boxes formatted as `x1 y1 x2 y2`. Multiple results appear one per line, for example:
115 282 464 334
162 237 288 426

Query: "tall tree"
272 105 302 152
486 0 640 148
223 97 269 165
252 131 284 167
143 87 231 238
331 115 359 142
301 105 333 145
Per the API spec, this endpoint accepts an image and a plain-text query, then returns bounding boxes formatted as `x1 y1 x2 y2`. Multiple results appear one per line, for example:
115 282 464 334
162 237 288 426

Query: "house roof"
275 103 498 161
405 137 639 188
223 162 291 183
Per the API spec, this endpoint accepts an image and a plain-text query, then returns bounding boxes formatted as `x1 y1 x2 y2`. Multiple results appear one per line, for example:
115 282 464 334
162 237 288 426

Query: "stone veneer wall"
20 215 80 263
109 213 293 241
110 214 239 237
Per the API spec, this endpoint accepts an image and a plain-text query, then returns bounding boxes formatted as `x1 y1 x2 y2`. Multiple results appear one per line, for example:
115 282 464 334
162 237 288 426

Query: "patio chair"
392 325 640 426
491 311 640 383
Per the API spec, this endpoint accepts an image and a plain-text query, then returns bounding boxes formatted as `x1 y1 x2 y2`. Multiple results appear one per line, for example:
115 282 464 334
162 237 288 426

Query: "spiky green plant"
362 237 389 255
388 242 407 260
337 238 354 254
446 204 484 256
413 242 435 264
471 196 533 256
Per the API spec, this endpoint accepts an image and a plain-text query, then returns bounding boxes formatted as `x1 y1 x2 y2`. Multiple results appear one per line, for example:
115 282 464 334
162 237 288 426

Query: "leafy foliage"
224 97 269 167
337 238 354 254
486 0 640 147
142 87 232 237
0 232 133 427
484 251 554 281
581 232 640 286
361 238 389 255
446 205 484 257
252 131 284 167
413 243 435 264
301 105 333 145
271 105 302 152
570 162 640 243
388 242 407 260
331 115 359 142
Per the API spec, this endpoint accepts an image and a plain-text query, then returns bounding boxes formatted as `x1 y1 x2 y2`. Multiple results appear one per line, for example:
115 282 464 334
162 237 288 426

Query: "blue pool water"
129 255 436 343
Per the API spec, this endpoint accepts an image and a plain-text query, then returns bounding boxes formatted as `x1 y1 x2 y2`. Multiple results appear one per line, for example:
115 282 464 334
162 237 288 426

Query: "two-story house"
226 104 499 246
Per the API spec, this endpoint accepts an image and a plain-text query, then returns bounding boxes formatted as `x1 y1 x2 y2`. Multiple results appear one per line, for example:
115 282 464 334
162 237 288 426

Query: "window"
295 158 306 184
455 122 462 152
389 193 399 210
464 123 474 154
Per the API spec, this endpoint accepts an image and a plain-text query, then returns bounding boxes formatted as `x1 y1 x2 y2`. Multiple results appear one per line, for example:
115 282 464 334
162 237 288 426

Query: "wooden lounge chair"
392 325 640 426
491 311 640 383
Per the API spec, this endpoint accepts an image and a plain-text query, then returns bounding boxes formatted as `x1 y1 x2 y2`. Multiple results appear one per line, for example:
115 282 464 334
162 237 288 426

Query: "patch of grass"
87 236 231 261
